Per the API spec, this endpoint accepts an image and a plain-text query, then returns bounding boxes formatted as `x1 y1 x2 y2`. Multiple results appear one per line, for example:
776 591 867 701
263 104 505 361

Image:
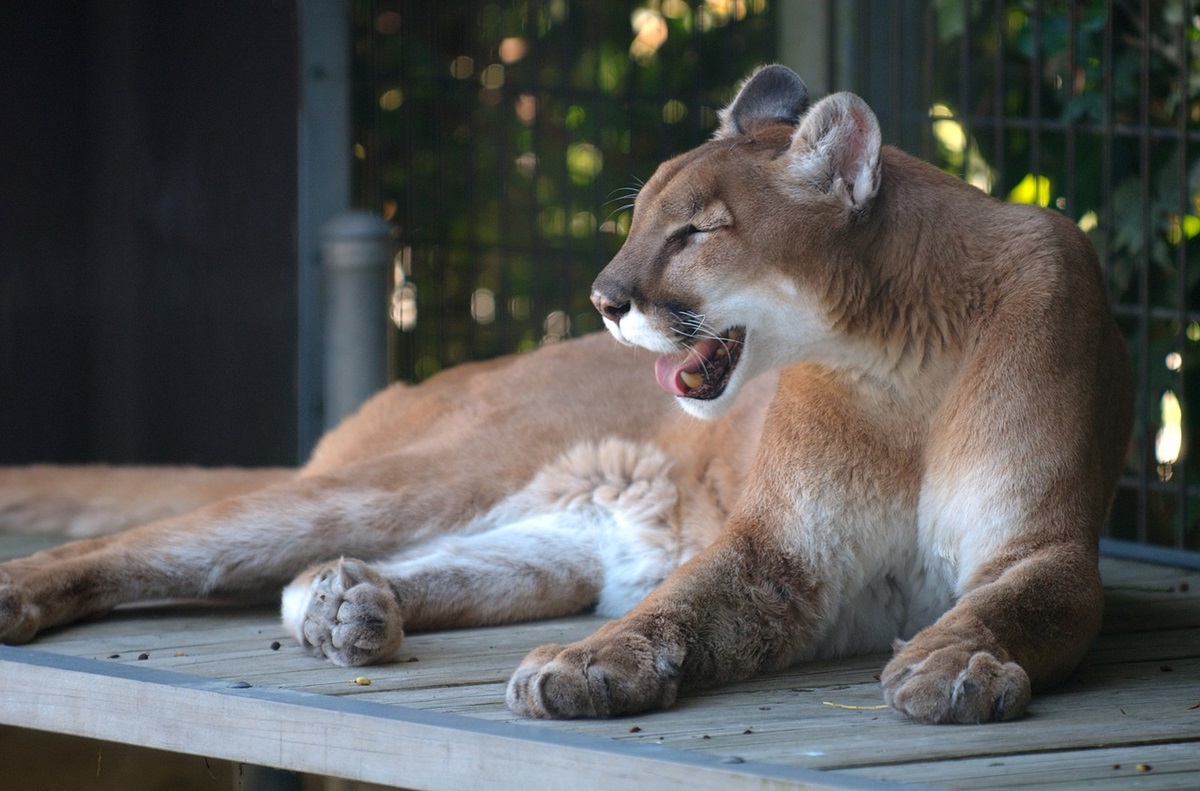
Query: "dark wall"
0 1 300 466
0 3 91 463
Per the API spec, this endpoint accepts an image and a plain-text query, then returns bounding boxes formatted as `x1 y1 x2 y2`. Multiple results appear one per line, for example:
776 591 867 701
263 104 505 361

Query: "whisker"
603 191 641 207
670 310 743 366
605 203 636 223
606 183 642 199
604 179 644 207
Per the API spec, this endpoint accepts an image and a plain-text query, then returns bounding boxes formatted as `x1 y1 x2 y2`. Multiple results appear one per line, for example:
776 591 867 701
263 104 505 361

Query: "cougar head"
591 65 883 418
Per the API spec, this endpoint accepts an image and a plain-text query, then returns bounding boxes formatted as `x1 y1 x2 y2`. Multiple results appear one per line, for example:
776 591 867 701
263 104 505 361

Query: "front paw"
282 559 405 667
506 631 682 719
882 640 1031 723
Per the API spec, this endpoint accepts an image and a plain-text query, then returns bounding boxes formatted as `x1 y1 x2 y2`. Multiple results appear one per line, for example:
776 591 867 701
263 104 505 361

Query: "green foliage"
353 0 775 379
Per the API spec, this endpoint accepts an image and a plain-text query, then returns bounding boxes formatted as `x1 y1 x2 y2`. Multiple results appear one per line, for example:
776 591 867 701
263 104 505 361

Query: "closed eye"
671 224 705 245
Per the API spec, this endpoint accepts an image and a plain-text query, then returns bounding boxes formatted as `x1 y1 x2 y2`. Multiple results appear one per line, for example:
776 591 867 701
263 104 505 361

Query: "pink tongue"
654 355 691 396
653 338 720 396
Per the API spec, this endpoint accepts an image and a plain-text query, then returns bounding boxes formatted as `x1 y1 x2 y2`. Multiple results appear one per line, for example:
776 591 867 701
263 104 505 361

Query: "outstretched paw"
882 639 1031 723
0 578 41 644
281 559 405 667
506 629 682 719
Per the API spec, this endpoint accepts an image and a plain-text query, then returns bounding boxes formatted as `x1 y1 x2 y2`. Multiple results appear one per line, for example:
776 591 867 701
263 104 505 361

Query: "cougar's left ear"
715 64 809 139
788 92 882 211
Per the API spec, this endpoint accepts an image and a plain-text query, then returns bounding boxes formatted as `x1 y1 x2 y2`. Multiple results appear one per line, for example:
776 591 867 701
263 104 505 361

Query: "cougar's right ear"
715 64 810 139
788 91 882 212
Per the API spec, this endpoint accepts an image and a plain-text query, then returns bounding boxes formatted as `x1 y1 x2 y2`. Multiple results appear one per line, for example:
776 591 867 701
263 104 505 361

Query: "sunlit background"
354 1 774 380
349 1 1200 562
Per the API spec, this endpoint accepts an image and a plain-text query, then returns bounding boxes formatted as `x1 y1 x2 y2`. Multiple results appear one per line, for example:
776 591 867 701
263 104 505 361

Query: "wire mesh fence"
352 1 775 382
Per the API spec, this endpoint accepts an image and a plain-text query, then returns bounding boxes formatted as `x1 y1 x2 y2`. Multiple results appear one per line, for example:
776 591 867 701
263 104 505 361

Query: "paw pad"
295 559 405 667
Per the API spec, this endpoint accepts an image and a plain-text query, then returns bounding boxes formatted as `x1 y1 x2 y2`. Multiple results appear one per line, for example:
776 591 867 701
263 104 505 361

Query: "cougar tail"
0 465 295 537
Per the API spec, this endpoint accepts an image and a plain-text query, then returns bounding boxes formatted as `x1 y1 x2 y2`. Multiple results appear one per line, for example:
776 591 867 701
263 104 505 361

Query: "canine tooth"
680 371 703 390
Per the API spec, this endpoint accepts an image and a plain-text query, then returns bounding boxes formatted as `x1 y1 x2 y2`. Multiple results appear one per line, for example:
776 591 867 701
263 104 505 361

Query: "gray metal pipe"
321 211 391 428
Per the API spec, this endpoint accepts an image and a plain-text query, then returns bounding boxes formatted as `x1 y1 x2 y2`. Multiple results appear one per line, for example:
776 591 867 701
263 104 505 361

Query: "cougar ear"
715 64 810 139
789 92 882 211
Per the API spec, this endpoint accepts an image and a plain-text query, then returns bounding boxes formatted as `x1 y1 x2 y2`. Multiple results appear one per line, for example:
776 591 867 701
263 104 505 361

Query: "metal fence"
357 0 1199 566
353 1 775 382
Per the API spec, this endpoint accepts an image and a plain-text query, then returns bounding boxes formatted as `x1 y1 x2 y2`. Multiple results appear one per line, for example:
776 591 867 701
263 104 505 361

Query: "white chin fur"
601 316 630 345
675 393 733 419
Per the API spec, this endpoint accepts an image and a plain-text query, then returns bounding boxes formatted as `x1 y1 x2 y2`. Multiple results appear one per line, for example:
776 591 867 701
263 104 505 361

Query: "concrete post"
298 0 352 458
321 211 391 428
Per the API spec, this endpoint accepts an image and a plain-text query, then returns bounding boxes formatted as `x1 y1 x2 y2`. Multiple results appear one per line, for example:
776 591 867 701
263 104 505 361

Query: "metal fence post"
321 211 391 428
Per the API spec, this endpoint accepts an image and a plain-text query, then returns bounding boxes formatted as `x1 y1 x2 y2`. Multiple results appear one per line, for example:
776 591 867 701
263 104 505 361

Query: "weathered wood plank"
510 655 1200 771
839 742 1200 790
0 534 64 560
1098 557 1197 586
1 535 1197 790
0 648 899 791
1086 627 1200 664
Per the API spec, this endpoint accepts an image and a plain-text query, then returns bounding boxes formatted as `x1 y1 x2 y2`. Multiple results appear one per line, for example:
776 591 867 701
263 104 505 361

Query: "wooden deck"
0 535 1197 790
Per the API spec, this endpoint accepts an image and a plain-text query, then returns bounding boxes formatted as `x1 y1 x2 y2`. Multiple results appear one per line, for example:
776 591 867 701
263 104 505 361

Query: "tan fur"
0 66 1131 724
0 466 291 537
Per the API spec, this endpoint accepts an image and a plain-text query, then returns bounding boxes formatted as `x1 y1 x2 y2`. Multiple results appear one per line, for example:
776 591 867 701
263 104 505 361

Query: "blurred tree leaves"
352 0 774 380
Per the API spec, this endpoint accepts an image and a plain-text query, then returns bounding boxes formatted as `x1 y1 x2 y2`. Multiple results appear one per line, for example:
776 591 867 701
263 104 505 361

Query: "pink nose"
591 291 630 323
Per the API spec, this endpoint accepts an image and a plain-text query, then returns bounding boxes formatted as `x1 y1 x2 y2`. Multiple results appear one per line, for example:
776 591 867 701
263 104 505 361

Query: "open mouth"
653 326 746 400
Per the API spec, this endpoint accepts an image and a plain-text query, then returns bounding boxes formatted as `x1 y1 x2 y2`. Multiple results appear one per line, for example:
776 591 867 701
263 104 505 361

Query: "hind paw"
282 559 405 667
